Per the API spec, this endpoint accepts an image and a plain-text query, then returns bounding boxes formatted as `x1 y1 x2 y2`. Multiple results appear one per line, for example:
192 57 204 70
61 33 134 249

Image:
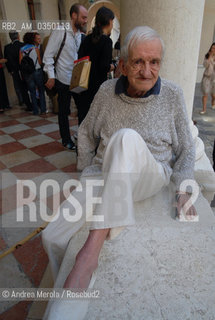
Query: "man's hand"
45 78 55 90
0 58 7 64
176 193 197 221
110 63 115 72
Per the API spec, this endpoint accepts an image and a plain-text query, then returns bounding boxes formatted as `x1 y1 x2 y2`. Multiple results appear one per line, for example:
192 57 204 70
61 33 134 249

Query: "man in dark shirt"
4 31 32 110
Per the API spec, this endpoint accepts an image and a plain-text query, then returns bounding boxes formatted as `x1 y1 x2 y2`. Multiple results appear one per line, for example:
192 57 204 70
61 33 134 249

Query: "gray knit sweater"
77 78 195 190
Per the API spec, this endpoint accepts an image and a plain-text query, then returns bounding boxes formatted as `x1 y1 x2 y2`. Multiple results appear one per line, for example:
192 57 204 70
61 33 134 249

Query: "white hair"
120 26 165 61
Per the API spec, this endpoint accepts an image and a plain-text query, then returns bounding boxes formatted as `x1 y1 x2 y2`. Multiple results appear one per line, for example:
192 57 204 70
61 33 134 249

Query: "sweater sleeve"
171 87 195 191
77 85 105 171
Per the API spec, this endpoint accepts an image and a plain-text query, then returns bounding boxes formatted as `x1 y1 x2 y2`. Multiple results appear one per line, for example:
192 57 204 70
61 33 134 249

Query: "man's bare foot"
63 250 98 289
63 228 109 290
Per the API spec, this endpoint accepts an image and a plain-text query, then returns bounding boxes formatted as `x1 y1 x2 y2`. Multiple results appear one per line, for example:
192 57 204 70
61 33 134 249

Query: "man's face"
34 35 41 46
120 39 162 97
73 7 88 33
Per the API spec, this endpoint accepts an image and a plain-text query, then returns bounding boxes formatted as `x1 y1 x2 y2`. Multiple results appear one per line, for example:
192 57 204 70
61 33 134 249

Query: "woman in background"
76 6 115 124
200 42 215 114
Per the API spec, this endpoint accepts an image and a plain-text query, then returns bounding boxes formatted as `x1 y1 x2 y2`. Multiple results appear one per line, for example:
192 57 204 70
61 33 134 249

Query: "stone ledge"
44 188 215 319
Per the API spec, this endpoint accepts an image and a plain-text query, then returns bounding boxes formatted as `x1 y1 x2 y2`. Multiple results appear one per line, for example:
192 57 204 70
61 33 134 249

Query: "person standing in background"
4 31 32 111
20 32 46 115
77 6 115 125
33 32 45 112
0 40 10 113
200 42 215 114
43 3 88 150
34 32 44 60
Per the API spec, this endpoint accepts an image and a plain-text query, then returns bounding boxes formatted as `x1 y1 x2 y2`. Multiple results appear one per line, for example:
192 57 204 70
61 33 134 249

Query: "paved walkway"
0 83 214 319
0 105 78 320
193 83 215 208
193 83 215 166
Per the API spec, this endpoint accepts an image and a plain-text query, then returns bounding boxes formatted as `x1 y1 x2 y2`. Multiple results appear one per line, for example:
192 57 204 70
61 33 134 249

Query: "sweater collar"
115 75 161 98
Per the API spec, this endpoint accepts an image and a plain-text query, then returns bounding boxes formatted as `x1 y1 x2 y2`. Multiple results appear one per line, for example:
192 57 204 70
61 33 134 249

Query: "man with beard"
43 3 88 150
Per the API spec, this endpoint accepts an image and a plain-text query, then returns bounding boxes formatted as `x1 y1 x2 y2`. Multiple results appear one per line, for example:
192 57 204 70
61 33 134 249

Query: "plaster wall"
38 0 59 37
40 0 59 22
1 0 29 22
0 0 30 41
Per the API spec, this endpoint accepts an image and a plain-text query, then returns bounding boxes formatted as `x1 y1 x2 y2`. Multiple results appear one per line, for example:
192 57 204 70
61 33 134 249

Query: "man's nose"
139 63 151 76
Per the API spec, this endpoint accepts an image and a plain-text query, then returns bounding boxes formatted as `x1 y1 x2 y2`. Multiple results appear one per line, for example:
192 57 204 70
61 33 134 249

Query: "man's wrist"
47 70 55 79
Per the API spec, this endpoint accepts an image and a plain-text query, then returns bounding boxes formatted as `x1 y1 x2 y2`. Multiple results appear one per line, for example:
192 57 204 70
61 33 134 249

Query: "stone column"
120 0 215 201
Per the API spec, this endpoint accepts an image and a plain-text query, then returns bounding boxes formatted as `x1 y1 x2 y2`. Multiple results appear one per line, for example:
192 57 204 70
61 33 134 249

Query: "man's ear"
71 12 77 21
119 59 127 76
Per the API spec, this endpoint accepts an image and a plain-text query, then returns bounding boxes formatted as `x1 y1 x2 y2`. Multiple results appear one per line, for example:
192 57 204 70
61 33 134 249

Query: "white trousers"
42 129 169 280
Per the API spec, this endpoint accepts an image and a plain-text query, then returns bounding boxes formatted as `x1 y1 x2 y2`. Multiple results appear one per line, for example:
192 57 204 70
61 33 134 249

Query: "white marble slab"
44 188 215 320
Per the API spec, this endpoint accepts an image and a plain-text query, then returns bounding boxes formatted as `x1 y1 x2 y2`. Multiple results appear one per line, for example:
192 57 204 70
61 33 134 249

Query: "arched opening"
87 0 120 47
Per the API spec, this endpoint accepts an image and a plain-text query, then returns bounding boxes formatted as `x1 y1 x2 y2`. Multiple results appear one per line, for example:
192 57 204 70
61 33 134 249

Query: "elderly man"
43 26 197 300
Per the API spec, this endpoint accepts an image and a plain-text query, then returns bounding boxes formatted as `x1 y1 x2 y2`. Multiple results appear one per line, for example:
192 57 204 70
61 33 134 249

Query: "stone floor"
192 83 215 166
0 83 214 320
192 83 215 208
0 104 78 320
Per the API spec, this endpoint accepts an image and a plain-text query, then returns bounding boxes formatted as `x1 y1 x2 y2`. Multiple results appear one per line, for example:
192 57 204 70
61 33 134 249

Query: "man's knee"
107 128 146 153
111 128 140 140
102 128 148 173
